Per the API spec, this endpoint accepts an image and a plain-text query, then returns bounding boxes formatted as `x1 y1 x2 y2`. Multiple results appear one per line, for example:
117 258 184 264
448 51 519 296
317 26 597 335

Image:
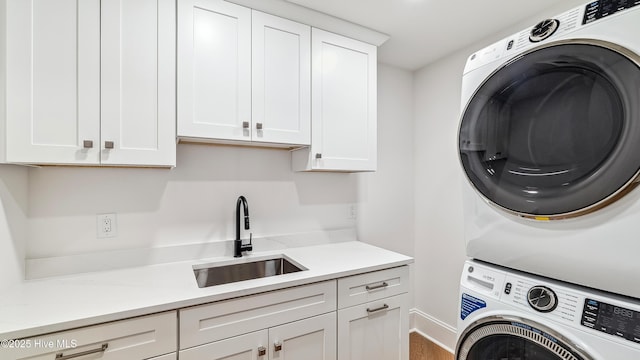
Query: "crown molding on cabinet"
226 0 390 46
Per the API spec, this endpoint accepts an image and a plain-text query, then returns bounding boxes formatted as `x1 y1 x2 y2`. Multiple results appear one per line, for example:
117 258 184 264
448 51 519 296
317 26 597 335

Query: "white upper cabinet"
177 0 252 142
100 0 176 166
2 0 176 167
292 28 377 172
5 0 101 164
177 1 311 146
252 11 310 145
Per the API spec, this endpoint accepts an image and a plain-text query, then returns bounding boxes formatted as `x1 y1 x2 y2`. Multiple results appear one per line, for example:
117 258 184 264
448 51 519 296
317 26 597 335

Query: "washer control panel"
583 0 640 24
504 276 580 325
463 261 640 350
581 298 640 344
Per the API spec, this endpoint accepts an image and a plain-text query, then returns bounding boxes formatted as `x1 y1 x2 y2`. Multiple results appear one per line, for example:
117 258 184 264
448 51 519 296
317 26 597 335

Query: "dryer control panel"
582 298 640 344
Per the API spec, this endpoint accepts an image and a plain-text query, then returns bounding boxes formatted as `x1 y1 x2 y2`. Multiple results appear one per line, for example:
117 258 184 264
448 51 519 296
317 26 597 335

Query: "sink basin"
193 255 306 288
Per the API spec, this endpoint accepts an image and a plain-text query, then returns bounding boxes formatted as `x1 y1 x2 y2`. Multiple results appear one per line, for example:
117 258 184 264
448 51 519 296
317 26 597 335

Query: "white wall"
411 0 588 350
0 165 28 289
357 64 414 258
412 47 469 348
27 145 357 259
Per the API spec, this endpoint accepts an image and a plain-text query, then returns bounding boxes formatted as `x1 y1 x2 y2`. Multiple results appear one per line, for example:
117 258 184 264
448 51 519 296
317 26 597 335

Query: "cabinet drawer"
337 266 409 309
10 311 177 360
179 280 337 349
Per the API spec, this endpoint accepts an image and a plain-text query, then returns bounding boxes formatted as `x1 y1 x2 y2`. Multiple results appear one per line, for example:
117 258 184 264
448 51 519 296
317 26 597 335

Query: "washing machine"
456 260 640 359
458 1 640 299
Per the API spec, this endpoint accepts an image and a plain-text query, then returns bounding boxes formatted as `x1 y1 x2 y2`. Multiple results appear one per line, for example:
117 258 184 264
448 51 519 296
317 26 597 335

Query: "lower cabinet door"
337 294 409 360
179 330 268 360
269 312 336 360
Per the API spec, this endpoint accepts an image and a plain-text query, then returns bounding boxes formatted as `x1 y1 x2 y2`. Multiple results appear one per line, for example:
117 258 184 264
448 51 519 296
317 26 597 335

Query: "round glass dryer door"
459 40 640 219
456 319 593 360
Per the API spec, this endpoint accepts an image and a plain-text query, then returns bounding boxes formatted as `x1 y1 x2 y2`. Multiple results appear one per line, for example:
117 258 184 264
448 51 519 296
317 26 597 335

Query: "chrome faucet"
234 195 252 257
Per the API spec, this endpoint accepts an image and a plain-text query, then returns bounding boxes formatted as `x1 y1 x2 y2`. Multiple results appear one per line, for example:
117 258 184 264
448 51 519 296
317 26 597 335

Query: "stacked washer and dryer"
456 1 640 359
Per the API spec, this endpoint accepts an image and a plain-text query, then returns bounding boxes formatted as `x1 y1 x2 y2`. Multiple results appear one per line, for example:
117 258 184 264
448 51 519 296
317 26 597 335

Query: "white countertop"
0 241 412 340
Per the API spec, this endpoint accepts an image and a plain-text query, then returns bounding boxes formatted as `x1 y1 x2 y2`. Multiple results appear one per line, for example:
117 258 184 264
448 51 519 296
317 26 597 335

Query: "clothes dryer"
459 1 640 298
456 260 640 359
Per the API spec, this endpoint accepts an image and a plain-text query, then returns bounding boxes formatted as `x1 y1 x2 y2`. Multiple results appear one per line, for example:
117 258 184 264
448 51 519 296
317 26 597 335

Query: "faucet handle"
241 233 253 252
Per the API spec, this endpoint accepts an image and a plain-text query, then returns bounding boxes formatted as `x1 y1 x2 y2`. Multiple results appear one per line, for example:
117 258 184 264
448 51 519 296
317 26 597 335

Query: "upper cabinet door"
177 0 251 141
5 0 101 165
252 11 311 145
101 0 176 167
310 28 377 171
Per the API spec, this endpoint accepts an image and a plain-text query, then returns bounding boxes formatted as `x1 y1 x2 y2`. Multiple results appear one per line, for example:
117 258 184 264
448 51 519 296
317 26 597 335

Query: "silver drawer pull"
243 121 250 129
256 122 263 130
56 343 108 360
83 140 93 149
104 141 114 149
365 282 388 291
366 304 389 314
274 342 282 352
258 346 266 356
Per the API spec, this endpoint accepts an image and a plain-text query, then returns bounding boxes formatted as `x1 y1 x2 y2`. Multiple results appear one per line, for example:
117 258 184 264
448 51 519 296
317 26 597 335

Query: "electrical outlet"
348 204 357 220
97 213 118 238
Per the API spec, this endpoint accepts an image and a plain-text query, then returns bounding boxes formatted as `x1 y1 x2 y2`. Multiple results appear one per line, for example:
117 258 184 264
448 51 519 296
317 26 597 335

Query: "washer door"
459 40 640 219
456 317 593 360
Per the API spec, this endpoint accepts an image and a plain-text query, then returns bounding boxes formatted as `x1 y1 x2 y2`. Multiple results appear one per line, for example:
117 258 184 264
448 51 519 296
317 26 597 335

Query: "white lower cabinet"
336 267 410 360
180 267 409 360
269 312 336 360
179 281 336 349
179 280 337 359
7 267 409 360
180 313 336 360
179 330 268 360
337 294 409 360
10 311 177 360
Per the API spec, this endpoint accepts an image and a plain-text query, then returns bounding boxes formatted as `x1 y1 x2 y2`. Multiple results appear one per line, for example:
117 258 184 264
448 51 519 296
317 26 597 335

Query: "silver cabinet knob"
104 141 114 149
83 140 93 149
258 346 266 356
256 122 263 130
274 342 282 352
242 121 250 129
315 153 322 159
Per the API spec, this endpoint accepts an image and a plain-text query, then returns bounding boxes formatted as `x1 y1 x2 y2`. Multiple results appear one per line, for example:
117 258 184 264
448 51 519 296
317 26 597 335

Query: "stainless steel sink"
193 256 306 288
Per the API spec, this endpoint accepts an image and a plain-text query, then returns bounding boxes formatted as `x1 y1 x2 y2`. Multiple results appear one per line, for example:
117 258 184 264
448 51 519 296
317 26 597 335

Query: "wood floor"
410 332 454 360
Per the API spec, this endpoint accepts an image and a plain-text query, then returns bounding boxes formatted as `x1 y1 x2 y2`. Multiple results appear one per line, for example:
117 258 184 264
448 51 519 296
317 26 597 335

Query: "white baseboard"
410 308 457 354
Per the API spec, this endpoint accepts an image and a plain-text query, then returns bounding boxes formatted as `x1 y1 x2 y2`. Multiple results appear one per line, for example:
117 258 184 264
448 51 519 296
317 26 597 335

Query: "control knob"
527 285 558 312
529 19 560 42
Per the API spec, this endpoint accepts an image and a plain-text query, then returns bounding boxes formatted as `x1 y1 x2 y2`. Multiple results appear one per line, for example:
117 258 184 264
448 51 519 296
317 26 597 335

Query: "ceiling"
285 0 585 70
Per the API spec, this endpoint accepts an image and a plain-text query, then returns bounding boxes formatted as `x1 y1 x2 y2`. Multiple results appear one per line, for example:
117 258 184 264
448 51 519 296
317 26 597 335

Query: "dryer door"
459 40 640 219
456 317 593 360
